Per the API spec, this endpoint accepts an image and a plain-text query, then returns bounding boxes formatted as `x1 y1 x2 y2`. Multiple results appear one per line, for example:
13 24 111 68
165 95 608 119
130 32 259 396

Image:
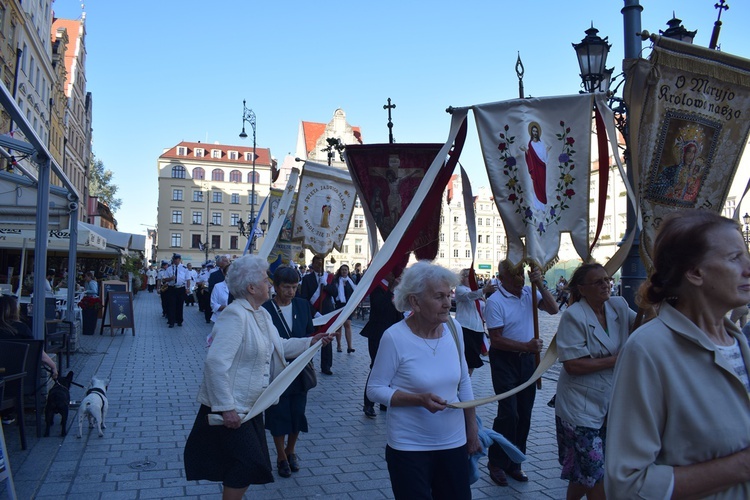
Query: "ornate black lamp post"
239 100 257 250
573 25 613 94
743 213 750 248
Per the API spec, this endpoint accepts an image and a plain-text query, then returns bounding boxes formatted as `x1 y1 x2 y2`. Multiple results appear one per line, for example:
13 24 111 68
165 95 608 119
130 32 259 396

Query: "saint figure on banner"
321 196 332 228
519 121 550 210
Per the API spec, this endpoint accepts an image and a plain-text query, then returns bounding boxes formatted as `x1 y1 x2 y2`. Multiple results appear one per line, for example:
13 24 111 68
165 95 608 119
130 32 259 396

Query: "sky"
50 0 750 237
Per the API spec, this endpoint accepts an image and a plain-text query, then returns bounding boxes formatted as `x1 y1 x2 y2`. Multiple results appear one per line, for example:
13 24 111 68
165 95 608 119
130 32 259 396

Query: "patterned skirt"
555 415 606 488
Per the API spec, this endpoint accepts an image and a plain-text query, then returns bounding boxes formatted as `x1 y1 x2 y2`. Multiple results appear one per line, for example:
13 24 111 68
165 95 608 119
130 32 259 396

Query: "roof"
160 141 273 166
301 121 363 156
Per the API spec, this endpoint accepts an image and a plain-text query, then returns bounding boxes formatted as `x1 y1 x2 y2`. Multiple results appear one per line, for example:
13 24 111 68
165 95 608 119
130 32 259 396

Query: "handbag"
274 301 317 391
299 361 317 391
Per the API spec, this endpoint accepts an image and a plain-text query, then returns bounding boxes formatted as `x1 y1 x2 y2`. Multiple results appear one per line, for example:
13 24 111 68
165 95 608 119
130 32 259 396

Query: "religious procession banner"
473 94 598 271
290 161 356 256
259 168 303 269
344 143 445 261
625 35 750 271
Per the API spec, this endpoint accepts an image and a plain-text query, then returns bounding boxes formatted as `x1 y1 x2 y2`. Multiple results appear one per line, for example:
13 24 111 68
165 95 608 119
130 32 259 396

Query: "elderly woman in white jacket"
184 255 331 500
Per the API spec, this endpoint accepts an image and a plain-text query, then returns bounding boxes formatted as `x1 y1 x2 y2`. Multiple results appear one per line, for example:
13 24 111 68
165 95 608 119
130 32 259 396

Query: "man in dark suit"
298 255 336 375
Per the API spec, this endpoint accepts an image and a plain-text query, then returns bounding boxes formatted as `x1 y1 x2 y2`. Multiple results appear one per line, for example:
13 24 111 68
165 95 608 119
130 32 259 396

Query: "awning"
0 224 108 250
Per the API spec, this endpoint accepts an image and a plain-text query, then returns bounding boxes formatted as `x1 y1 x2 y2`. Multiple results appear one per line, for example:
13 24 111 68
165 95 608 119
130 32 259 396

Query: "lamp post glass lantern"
239 99 257 251
573 25 612 93
743 212 750 247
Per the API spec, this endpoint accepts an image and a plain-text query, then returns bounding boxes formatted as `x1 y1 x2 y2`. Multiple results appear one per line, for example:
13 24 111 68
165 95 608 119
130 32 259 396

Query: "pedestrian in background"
454 268 495 375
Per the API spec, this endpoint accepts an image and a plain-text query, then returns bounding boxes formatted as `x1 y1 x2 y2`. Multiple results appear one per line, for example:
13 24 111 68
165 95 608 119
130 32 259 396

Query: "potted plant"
79 295 102 335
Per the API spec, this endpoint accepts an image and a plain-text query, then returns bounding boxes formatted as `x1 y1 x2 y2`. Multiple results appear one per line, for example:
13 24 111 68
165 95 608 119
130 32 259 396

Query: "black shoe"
363 406 376 418
168 324 174 328
379 404 387 412
287 453 300 472
337 347 342 352
277 460 292 478
347 348 355 353
206 320 212 324
488 464 508 487
177 323 182 326
507 468 528 482
321 369 333 375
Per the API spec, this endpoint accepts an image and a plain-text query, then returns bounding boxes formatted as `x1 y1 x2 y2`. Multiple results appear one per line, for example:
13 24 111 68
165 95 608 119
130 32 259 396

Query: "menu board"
107 291 135 335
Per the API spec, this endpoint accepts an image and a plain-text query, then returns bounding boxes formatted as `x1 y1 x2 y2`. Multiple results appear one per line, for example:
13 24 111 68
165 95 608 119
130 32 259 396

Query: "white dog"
77 377 109 438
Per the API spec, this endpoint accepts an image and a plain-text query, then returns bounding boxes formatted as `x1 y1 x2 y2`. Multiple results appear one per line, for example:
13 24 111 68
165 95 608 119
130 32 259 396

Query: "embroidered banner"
290 161 356 256
261 182 303 268
626 36 750 271
344 144 445 260
473 94 595 271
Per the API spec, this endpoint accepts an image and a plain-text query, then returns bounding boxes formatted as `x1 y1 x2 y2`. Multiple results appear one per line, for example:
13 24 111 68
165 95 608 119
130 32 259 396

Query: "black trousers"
320 342 332 372
385 445 471 500
197 287 210 313
363 333 383 409
166 287 185 326
160 289 168 316
488 349 536 471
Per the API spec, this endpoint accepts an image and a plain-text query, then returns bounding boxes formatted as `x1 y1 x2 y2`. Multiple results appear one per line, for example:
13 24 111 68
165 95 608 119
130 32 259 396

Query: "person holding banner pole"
485 259 558 486
298 254 337 375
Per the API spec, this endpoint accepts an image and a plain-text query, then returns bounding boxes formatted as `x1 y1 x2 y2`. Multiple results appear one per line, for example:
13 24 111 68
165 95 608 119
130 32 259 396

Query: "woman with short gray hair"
185 255 332 499
368 260 480 499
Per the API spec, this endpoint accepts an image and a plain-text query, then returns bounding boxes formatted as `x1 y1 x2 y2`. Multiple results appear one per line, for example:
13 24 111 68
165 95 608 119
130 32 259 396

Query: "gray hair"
393 260 459 312
225 255 268 299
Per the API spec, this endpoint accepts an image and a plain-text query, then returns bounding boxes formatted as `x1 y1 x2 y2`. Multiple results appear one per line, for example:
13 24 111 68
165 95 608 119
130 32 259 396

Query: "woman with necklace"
261 266 316 479
367 261 480 499
554 263 635 500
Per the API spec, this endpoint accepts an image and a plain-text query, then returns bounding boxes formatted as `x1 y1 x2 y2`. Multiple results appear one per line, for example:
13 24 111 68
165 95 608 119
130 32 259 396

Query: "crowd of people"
172 212 750 499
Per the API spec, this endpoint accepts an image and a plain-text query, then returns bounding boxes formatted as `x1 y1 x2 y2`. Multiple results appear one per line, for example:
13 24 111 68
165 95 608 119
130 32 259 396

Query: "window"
453 232 458 241
478 235 483 243
485 218 490 226
228 151 238 160
211 149 221 158
247 191 257 205
465 250 471 258
177 146 187 156
171 210 182 224
191 234 202 249
171 165 186 178
453 249 459 258
192 211 202 224
229 170 242 183
245 152 255 161
211 235 221 249
193 190 204 202
195 148 204 157
230 193 240 204
230 235 239 250
247 171 260 184
212 212 222 225
212 191 222 203
440 233 445 242
342 244 349 253
230 213 240 226
496 219 502 227
497 234 503 244
212 169 224 181
172 189 183 201
439 250 445 258
478 218 483 226
354 214 364 229
171 233 182 247
355 239 363 255
453 216 459 223
192 167 205 180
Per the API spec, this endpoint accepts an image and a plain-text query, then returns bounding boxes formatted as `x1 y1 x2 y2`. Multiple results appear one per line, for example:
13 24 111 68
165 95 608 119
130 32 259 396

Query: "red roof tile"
160 141 273 166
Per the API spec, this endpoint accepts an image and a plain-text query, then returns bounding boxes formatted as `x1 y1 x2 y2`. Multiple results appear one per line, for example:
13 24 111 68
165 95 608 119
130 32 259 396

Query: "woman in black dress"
262 266 315 478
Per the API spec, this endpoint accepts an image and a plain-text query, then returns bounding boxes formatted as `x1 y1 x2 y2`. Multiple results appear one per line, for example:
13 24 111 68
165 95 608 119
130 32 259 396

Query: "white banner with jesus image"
474 94 600 270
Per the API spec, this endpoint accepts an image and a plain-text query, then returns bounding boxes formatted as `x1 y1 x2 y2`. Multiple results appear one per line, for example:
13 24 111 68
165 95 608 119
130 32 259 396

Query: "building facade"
156 141 276 266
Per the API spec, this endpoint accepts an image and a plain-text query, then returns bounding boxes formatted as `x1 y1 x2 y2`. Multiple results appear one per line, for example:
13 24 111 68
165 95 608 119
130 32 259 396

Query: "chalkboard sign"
105 291 135 336
101 280 128 305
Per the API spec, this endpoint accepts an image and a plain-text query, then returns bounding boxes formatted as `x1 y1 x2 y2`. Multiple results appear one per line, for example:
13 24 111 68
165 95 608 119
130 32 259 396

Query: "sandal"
287 453 300 472
277 459 292 478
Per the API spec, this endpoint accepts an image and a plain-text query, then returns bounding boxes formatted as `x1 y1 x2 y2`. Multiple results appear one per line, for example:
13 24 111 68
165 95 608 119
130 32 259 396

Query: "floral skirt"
555 416 606 488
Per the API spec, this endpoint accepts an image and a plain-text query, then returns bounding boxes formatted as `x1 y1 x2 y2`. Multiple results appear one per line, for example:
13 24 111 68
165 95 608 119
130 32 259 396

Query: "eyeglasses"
581 278 610 287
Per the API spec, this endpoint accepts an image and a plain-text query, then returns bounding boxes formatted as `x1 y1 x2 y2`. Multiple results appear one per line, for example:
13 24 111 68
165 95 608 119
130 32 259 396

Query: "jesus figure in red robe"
521 122 549 210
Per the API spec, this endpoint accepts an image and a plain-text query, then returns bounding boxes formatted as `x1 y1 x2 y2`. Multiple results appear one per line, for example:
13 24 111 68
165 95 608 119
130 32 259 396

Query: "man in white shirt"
484 259 558 486
163 253 191 328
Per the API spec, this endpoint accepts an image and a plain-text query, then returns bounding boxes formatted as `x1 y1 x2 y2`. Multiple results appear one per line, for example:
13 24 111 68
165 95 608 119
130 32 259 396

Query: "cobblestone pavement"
1 291 567 499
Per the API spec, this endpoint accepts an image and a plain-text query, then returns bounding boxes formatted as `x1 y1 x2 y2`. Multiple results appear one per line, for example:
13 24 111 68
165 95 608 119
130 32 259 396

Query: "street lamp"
660 14 697 43
239 99 257 252
204 183 211 262
573 25 612 93
238 217 267 251
743 213 750 247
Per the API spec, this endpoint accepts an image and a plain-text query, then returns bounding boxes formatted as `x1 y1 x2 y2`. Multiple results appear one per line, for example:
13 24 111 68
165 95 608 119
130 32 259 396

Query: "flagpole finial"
383 98 396 144
516 52 525 99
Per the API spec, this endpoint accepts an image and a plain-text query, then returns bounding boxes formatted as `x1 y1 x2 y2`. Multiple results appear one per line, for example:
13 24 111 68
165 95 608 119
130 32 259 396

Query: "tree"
88 153 122 213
